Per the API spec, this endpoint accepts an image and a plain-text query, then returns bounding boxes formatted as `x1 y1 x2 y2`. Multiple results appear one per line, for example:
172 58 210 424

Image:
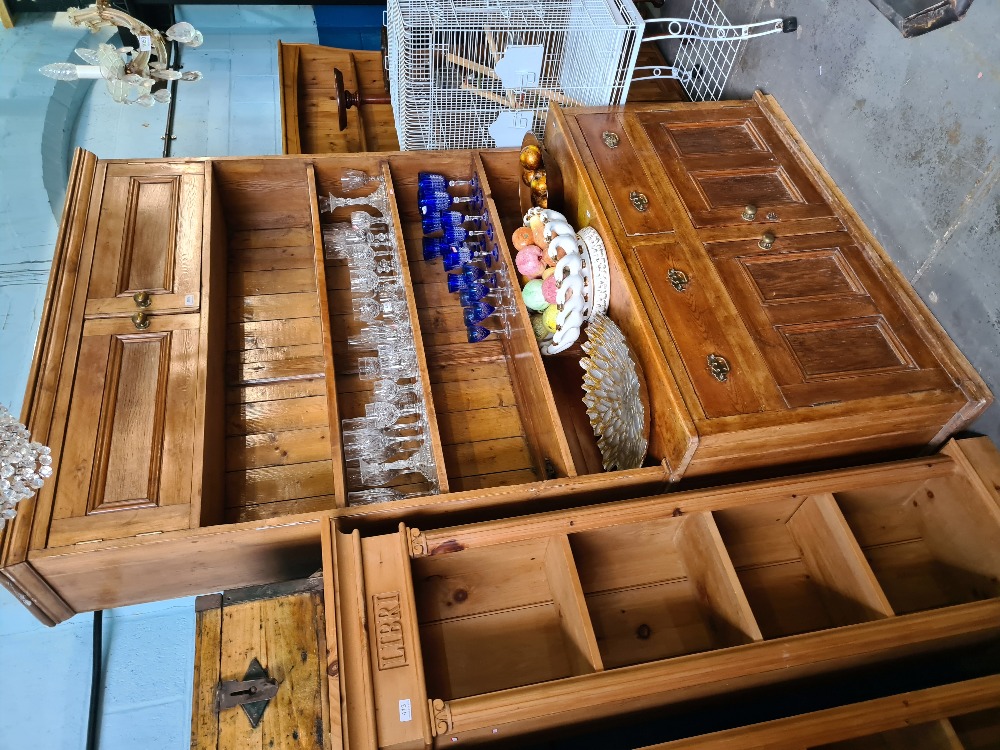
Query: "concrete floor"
716 0 999 442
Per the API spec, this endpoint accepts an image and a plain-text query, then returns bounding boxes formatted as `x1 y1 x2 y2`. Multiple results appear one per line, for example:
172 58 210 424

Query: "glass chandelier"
0 405 52 532
40 0 204 107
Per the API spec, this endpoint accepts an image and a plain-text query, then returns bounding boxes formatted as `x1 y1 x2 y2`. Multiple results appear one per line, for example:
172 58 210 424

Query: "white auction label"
138 35 152 52
398 699 412 722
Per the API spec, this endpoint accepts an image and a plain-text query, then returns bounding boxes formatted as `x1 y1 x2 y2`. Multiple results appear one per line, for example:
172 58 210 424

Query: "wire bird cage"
635 0 796 102
385 0 645 150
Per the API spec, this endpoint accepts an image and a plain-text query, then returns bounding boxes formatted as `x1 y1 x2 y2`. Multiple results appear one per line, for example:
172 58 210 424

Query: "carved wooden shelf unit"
0 94 991 627
320 437 1000 749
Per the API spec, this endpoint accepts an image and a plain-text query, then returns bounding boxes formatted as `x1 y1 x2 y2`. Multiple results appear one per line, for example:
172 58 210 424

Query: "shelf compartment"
569 512 760 669
412 534 602 700
714 494 894 639
213 160 341 523
384 151 573 492
834 472 1000 615
313 158 448 500
950 707 1000 750
812 719 967 750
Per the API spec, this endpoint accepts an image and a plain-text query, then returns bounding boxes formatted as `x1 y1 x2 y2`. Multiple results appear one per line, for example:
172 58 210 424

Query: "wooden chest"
318 436 1000 749
0 94 990 625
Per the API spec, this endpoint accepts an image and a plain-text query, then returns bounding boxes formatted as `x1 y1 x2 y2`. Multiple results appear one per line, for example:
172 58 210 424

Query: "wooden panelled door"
707 232 960 409
47 314 200 547
84 162 204 318
636 105 837 228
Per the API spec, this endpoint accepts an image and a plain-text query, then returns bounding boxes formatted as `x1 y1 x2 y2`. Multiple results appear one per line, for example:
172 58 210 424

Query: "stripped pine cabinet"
0 94 991 626
320 437 1000 749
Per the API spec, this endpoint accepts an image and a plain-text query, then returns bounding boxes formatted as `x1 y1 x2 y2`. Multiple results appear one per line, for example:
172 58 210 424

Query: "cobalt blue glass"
462 301 496 325
442 242 485 271
456 281 490 302
418 190 457 214
417 172 476 195
421 212 444 235
461 263 486 285
422 236 449 261
465 323 493 343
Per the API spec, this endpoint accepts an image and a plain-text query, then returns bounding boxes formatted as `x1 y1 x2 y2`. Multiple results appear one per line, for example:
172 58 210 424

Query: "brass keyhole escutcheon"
133 291 152 308
131 311 151 330
759 231 776 250
602 131 620 148
629 191 649 212
707 354 730 382
742 204 757 221
666 268 689 292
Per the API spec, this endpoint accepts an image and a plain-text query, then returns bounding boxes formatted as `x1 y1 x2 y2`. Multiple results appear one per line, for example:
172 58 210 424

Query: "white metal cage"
634 0 793 102
385 0 645 150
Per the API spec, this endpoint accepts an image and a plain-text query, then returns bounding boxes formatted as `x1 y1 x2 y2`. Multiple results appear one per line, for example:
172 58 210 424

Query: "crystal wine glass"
341 168 384 192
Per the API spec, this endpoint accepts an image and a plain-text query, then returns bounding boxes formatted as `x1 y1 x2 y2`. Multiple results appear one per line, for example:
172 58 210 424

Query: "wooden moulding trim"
337 465 668 528
473 152 578 480
638 673 1000 749
443 599 1000 735
752 91 993 420
277 41 302 155
381 161 451 495
320 517 346 750
339 528 379 749
197 168 228 527
0 561 75 626
418 452 957 552
190 599 221 750
1 148 98 568
544 106 698 479
396 524 435 745
306 162 348 508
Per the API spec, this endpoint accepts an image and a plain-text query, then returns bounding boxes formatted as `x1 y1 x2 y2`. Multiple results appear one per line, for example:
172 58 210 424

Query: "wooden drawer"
634 103 836 230
575 111 675 236
323 445 1000 748
85 162 205 318
632 240 783 420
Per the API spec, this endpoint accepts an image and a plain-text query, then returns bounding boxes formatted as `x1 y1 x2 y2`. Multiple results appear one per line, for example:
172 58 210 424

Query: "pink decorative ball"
515 245 545 278
541 274 558 304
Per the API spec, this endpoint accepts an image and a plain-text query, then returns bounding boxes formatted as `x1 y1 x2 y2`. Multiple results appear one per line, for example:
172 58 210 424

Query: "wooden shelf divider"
306 163 348 507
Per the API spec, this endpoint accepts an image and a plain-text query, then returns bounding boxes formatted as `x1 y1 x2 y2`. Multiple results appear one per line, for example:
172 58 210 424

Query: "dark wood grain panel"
575 111 674 235
636 107 836 228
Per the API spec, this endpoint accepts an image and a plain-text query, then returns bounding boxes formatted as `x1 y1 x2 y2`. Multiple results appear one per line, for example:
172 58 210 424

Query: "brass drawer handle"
707 354 730 382
742 204 757 221
602 131 620 148
133 291 152 308
758 231 776 250
630 191 649 212
666 268 689 292
131 311 151 330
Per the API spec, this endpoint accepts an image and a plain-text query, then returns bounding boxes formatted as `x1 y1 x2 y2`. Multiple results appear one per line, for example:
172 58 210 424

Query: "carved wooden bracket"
429 698 453 736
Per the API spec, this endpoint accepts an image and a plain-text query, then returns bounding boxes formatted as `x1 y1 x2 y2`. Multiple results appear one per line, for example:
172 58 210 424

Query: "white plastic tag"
494 44 544 89
138 35 152 52
399 699 412 722
488 109 533 148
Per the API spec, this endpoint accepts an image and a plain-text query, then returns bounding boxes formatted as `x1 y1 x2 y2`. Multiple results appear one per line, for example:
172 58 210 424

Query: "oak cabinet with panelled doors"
548 94 990 477
0 93 992 627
